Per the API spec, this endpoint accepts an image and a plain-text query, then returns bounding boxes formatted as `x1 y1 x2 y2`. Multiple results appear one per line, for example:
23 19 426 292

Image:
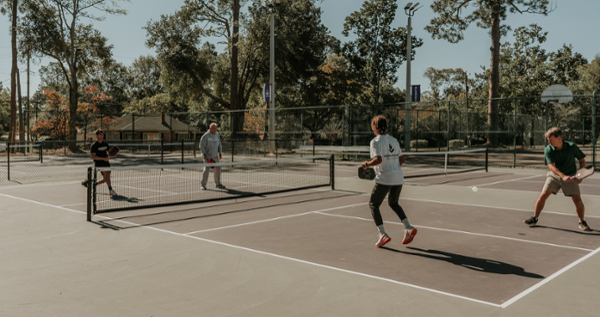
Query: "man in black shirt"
82 129 117 196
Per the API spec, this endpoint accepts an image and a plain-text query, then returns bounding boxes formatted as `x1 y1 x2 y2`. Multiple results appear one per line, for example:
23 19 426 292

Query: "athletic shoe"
402 227 418 245
109 189 118 197
201 185 207 190
524 216 538 226
375 234 391 248
579 221 591 231
216 184 226 189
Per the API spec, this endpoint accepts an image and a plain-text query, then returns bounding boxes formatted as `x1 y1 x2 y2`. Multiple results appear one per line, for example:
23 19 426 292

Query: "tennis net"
86 155 334 217
402 148 488 178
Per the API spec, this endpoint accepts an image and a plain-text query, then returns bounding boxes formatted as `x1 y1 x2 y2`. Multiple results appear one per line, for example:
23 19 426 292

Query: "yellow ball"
472 186 478 192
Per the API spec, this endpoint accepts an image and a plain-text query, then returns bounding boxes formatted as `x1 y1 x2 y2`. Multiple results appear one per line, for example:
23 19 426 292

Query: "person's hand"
562 175 573 183
574 178 583 184
219 153 222 160
361 161 368 170
203 156 208 161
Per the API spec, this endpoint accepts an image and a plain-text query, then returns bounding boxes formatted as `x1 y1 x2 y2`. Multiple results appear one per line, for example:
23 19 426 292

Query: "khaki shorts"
543 172 580 196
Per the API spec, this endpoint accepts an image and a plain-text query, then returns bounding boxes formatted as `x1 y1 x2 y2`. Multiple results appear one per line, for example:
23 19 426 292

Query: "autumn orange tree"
78 85 111 140
31 89 69 140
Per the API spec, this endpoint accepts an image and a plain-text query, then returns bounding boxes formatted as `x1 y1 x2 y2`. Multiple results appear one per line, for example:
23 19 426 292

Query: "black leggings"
369 183 407 227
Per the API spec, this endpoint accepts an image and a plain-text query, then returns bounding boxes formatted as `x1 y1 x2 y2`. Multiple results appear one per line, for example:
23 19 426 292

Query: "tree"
342 0 422 103
572 55 600 95
426 0 552 145
19 0 126 148
128 55 164 101
146 0 246 137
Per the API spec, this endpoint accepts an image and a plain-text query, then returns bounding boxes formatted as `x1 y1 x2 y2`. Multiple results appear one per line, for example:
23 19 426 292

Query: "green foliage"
449 139 464 149
342 0 422 103
410 139 428 148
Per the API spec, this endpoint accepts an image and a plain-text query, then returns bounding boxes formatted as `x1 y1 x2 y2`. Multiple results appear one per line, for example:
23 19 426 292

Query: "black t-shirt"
91 141 109 165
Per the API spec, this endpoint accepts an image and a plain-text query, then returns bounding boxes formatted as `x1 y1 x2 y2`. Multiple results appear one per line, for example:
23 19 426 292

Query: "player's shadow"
110 195 139 204
530 225 600 235
381 246 544 279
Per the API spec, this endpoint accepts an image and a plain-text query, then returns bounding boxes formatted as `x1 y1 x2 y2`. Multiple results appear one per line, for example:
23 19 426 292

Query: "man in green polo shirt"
524 127 590 231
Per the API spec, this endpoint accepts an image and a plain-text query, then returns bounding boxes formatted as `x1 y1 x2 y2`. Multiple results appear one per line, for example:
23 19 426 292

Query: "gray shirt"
200 130 222 159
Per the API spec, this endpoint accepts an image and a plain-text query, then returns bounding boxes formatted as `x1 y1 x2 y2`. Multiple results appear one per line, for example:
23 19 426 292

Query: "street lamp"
265 0 280 153
404 2 421 151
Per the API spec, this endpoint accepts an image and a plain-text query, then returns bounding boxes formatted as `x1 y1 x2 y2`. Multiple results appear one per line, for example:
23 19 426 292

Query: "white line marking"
471 174 543 188
1 191 597 308
186 202 369 234
500 245 600 308
315 212 594 252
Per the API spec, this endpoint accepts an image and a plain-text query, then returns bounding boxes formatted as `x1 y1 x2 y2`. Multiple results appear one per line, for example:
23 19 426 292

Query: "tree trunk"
9 0 18 147
17 69 24 147
230 0 240 138
487 4 501 146
69 66 78 150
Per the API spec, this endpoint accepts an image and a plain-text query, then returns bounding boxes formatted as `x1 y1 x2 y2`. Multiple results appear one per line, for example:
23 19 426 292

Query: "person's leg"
103 171 112 189
201 160 210 188
388 185 417 244
369 183 390 228
571 194 585 222
96 171 106 185
533 189 553 218
387 185 407 221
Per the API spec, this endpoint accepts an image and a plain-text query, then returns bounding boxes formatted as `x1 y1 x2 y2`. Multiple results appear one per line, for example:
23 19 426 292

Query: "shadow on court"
381 246 544 279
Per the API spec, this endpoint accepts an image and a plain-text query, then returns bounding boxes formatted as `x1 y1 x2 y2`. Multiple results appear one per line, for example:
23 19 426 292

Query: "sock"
108 186 113 190
377 225 386 236
402 218 413 229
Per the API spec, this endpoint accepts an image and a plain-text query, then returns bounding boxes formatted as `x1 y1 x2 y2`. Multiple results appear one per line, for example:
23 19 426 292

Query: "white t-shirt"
370 134 404 185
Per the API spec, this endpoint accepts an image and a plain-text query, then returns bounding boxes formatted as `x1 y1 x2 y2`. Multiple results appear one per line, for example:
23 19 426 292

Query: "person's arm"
399 155 405 166
548 163 573 183
362 156 382 169
200 136 207 160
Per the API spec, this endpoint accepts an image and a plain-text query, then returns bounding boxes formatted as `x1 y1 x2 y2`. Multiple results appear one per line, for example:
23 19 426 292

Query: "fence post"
7 142 10 181
40 141 43 163
513 98 517 168
231 139 235 162
160 138 164 165
593 92 597 167
447 101 451 152
181 139 184 164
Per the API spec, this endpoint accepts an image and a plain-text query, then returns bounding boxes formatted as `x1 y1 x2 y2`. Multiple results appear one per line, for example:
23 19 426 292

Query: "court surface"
1 164 600 316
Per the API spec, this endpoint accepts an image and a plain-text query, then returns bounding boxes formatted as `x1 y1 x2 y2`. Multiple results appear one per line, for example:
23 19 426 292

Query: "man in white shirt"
199 123 224 190
361 115 417 247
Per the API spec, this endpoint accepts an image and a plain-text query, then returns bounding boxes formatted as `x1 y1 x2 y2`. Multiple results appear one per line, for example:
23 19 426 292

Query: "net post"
330 154 335 190
485 148 489 172
231 139 235 162
39 142 43 163
92 168 98 215
160 138 164 165
181 139 184 164
7 142 10 181
86 167 92 222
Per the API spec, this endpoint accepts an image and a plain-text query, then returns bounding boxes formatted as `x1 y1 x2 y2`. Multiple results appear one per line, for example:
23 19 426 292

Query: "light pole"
265 0 280 153
404 2 420 151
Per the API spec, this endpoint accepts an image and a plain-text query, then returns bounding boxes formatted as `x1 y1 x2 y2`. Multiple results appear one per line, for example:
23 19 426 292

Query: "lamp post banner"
411 85 421 102
263 84 271 103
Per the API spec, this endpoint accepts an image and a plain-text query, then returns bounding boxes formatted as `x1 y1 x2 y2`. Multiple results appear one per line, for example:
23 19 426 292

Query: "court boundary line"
0 191 501 308
2 190 597 308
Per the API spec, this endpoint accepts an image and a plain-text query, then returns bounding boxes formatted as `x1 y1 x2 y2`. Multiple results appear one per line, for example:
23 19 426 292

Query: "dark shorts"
94 160 110 168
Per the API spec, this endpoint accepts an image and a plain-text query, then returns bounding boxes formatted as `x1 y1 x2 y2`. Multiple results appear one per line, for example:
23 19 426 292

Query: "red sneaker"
376 234 391 247
402 228 417 245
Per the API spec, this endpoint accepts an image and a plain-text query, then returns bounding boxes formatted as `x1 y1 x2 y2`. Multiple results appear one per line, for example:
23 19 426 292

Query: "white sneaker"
109 189 118 196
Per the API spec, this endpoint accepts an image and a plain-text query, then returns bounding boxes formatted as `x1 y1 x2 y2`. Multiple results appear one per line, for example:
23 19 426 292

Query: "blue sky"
1 0 599 96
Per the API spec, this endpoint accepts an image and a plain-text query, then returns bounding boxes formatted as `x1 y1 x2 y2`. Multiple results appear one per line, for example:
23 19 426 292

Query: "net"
87 155 333 215
401 148 488 178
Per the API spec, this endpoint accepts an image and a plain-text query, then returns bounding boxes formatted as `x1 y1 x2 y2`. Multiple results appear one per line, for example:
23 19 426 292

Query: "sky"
0 0 599 97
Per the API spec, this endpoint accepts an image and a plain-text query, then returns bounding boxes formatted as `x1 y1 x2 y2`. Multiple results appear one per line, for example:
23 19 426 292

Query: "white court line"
0 191 596 308
186 202 369 235
473 174 543 188
314 212 593 252
500 245 600 308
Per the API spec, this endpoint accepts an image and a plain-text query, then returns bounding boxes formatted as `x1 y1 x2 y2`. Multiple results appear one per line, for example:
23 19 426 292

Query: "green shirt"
544 140 585 176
